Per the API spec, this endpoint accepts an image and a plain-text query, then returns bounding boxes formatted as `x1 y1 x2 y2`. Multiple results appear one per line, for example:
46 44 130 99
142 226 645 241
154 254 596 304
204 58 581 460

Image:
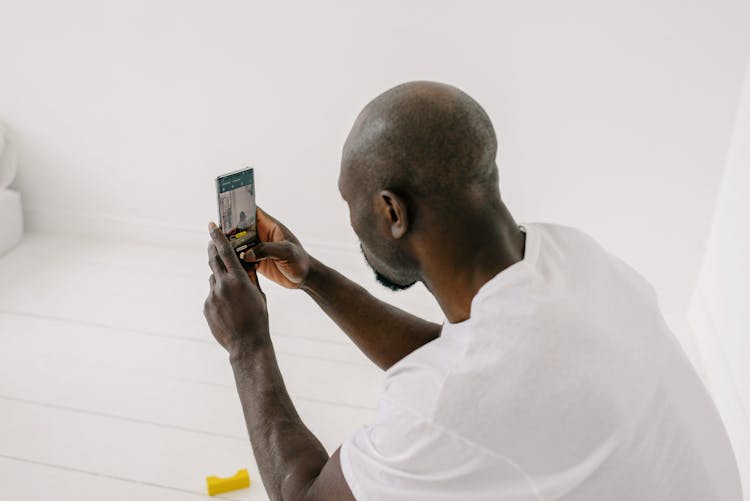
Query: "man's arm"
231 343 355 501
301 256 441 370
204 222 354 501
247 207 441 370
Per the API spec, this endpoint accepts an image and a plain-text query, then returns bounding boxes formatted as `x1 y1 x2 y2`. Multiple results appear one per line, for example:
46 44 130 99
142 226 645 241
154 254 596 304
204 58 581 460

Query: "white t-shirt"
340 223 742 500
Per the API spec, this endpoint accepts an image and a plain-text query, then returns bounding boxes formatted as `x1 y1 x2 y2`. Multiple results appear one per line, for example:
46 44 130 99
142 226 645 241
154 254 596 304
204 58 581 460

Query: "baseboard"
23 206 366 272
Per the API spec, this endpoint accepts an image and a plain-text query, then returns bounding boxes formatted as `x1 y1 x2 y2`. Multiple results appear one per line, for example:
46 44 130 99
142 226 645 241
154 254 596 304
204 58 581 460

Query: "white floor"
0 231 704 500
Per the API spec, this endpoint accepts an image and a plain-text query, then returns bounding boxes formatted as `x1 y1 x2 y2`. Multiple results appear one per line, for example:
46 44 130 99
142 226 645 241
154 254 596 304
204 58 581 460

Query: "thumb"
243 241 297 262
247 266 263 291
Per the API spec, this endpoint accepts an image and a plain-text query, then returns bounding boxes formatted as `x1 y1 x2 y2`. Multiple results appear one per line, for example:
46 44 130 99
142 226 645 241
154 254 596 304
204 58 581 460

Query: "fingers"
207 241 226 275
208 222 243 274
242 241 295 263
255 205 299 246
256 205 273 223
241 247 258 262
255 206 274 229
246 266 262 289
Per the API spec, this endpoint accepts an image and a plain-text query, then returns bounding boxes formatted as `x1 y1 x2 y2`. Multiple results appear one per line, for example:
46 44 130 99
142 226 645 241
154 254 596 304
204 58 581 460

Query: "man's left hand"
204 222 270 355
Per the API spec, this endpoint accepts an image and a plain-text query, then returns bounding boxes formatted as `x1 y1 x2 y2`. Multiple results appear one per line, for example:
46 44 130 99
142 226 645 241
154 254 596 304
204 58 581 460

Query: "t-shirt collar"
442 223 536 329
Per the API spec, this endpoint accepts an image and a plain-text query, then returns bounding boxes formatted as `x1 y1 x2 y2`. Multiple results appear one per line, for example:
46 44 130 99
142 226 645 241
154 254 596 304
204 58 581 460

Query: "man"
204 81 742 500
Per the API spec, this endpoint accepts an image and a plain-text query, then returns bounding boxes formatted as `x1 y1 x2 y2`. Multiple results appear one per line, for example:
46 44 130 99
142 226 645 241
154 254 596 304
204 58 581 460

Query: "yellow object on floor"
206 468 251 496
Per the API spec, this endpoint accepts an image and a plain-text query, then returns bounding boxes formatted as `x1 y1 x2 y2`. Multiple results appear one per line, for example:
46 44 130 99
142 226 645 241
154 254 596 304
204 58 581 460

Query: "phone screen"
216 167 258 254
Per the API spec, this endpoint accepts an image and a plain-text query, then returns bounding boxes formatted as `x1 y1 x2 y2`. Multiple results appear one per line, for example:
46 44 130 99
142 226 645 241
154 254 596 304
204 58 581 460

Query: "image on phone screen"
216 167 258 253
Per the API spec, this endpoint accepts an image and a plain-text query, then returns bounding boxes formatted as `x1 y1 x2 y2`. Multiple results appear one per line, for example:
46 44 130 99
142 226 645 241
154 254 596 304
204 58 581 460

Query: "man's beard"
359 243 416 291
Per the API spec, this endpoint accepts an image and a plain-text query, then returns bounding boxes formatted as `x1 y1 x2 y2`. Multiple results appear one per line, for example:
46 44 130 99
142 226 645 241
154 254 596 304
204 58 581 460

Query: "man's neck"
419 213 526 324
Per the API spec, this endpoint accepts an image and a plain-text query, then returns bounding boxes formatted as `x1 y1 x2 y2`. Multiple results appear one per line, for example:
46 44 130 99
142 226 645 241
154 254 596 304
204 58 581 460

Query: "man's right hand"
245 205 440 371
242 207 312 289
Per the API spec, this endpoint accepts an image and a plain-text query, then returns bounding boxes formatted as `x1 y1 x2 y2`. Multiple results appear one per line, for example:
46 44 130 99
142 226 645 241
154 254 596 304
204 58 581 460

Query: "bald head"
341 81 499 201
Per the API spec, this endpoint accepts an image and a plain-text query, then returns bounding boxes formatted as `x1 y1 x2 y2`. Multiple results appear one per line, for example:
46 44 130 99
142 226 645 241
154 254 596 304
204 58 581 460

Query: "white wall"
1 1 749 334
689 56 750 497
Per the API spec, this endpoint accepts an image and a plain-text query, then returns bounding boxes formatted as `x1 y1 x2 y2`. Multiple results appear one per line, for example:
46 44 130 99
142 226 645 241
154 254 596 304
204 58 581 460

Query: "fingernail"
208 222 218 231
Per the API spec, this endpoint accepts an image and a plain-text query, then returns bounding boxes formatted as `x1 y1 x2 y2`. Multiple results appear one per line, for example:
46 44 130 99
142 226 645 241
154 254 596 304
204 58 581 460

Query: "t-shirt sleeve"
339 396 539 501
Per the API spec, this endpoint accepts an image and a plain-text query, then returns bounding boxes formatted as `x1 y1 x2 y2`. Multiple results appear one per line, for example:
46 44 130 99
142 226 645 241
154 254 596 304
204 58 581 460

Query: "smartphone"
215 167 259 267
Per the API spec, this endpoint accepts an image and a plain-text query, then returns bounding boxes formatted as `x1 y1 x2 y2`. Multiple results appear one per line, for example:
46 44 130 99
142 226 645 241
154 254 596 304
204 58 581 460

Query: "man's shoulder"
526 222 654 291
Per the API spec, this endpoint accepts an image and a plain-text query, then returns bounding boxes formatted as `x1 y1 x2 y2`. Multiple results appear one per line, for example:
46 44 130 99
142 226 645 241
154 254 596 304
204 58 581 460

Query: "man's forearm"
230 340 328 501
300 256 441 370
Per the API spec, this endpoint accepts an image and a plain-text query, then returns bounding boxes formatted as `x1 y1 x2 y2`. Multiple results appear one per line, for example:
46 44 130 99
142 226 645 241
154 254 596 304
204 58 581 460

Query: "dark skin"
204 82 527 500
204 221 355 501
243 207 444 369
337 165 526 325
205 210 447 500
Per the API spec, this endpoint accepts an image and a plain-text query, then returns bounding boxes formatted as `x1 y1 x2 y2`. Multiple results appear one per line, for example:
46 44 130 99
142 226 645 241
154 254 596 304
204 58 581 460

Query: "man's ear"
378 190 408 239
